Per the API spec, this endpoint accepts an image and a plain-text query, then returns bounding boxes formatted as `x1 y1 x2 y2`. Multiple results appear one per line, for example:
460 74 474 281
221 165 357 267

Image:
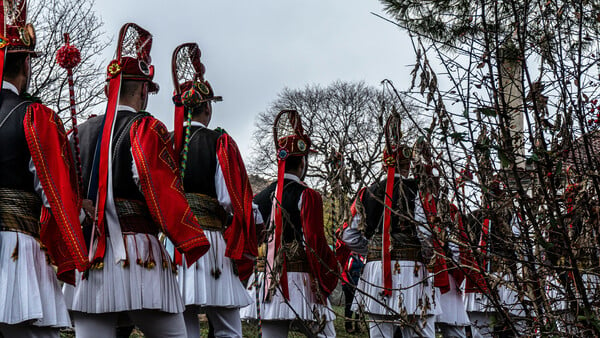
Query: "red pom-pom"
56 43 81 69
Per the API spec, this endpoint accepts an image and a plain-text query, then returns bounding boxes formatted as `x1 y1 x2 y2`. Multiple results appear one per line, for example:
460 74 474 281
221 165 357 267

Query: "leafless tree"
377 0 600 335
250 80 421 232
28 0 108 127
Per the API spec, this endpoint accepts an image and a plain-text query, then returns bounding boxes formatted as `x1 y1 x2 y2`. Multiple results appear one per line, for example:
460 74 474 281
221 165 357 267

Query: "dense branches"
250 80 420 232
378 0 600 335
29 0 108 125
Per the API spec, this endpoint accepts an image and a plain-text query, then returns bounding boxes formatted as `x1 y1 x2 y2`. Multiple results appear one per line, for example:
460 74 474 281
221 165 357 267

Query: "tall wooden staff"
56 33 83 186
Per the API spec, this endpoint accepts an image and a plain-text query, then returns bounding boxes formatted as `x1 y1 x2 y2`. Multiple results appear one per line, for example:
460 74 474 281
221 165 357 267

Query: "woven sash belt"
185 192 227 232
283 241 310 273
0 187 42 238
367 234 424 263
114 198 158 235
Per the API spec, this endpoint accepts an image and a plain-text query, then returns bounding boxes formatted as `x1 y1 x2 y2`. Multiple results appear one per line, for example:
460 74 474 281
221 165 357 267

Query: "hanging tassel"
122 236 130 268
133 235 143 266
145 234 156 269
11 233 19 261
159 240 169 270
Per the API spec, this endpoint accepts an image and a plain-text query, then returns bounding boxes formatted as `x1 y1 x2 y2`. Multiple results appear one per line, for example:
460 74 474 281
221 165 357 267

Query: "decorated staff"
62 23 209 338
0 0 89 336
56 32 83 185
169 42 259 338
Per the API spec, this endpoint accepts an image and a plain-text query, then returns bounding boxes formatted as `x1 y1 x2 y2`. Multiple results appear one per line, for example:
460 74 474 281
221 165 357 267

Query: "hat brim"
147 81 159 94
6 49 40 57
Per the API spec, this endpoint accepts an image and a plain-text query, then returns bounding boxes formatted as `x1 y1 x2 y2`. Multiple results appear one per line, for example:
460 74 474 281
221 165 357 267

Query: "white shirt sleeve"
215 155 233 213
414 195 434 253
30 158 87 222
447 233 460 262
253 202 264 224
511 213 521 237
131 149 141 190
341 213 369 256
29 158 51 208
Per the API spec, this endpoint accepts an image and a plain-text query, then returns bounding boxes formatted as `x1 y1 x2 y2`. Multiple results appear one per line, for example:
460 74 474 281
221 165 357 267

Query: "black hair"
120 80 144 97
190 101 211 119
285 155 304 172
3 53 28 79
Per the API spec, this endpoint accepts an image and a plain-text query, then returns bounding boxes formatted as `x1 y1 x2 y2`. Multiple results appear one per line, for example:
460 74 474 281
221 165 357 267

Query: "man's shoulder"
299 184 317 195
0 90 32 114
78 114 104 132
192 126 222 140
256 181 278 197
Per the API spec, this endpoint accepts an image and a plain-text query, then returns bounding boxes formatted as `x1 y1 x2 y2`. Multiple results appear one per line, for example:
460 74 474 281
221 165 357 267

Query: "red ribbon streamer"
382 166 395 297
91 73 121 263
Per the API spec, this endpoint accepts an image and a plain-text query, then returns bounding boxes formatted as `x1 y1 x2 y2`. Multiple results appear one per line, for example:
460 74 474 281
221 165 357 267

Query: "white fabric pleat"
436 276 470 325
63 233 183 313
352 260 441 316
240 271 262 320
258 272 335 322
178 230 252 308
462 273 530 316
0 231 71 327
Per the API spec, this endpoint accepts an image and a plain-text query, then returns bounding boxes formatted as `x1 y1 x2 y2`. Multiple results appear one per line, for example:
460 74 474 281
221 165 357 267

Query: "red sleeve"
24 103 89 284
130 117 210 265
301 188 339 298
335 187 366 267
421 192 450 294
216 132 257 280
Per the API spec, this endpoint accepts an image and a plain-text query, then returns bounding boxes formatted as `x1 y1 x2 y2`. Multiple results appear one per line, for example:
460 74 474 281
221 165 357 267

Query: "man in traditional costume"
412 141 474 338
0 1 90 337
462 181 527 337
252 109 338 337
64 24 210 338
169 43 259 338
340 114 440 337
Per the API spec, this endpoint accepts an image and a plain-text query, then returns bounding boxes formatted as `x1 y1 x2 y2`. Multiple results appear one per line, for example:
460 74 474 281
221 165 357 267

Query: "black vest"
0 89 35 192
254 179 307 244
180 126 220 197
361 177 422 249
77 110 145 201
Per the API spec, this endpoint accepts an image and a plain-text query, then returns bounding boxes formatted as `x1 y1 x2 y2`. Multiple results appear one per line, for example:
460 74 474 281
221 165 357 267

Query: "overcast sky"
92 1 414 160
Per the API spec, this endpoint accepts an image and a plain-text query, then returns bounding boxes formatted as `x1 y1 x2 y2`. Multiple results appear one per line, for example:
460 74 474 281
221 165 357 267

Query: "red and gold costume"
339 115 440 338
169 43 258 338
63 23 208 338
251 110 338 337
0 1 88 335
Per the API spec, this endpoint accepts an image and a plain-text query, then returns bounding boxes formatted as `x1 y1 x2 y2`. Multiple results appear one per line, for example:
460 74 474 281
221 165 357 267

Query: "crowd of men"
0 2 545 338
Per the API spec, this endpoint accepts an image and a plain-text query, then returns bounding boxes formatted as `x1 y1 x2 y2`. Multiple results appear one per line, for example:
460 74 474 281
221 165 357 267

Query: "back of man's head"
120 80 143 98
4 53 28 81
285 155 304 173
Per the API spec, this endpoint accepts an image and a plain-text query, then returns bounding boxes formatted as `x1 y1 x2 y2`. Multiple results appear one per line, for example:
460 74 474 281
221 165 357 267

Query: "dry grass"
59 306 368 337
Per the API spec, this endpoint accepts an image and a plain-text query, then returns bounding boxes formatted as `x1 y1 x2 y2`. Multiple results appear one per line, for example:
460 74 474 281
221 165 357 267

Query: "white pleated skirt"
462 273 529 317
240 271 262 320
0 231 71 327
352 260 441 317
545 274 568 312
259 272 336 322
463 290 492 313
178 230 252 308
63 233 183 313
436 276 470 325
